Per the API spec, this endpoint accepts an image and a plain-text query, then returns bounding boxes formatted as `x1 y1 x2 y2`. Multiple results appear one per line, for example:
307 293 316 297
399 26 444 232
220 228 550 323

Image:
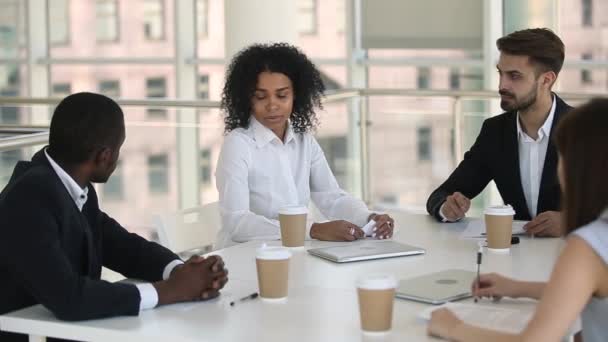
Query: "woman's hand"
472 273 520 301
368 213 395 239
427 308 463 340
310 220 364 241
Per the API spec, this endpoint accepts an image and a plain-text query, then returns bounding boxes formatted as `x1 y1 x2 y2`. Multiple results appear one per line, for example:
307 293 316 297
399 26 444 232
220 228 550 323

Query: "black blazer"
0 149 179 342
427 95 572 222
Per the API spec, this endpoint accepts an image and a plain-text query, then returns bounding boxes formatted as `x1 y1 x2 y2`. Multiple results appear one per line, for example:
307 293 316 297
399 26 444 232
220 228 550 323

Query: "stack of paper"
419 302 533 334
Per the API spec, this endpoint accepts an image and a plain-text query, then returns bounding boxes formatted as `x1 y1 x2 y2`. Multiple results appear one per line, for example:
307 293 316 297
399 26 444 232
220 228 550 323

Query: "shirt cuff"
359 211 376 228
136 283 158 311
439 203 461 222
163 259 185 280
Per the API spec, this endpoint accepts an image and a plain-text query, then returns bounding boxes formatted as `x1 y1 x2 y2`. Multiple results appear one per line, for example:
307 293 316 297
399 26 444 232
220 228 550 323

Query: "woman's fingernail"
373 227 377 232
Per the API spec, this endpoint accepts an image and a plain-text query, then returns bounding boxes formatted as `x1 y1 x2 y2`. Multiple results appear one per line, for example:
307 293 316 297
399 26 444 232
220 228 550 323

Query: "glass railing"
0 90 603 241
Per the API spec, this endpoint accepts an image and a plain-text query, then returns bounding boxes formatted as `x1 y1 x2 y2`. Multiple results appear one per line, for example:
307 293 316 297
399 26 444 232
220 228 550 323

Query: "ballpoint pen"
474 245 482 303
229 292 259 306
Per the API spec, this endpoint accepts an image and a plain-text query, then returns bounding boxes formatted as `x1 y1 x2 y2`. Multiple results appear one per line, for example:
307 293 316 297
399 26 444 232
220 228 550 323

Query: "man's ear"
541 70 557 89
94 146 113 166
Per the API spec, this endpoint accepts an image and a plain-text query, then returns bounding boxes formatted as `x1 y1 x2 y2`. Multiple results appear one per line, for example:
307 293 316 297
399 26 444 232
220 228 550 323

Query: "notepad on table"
419 302 533 334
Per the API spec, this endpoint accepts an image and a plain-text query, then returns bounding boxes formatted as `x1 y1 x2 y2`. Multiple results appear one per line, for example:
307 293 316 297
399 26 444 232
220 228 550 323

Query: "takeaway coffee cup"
278 206 308 247
485 205 515 252
356 274 397 332
256 246 291 299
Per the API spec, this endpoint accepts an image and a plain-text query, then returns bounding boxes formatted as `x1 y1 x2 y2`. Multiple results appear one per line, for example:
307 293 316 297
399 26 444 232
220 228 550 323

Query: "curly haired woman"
215 43 394 248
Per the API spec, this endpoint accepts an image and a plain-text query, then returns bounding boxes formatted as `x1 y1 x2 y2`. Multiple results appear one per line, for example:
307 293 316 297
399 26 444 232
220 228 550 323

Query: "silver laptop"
307 240 425 263
395 269 475 305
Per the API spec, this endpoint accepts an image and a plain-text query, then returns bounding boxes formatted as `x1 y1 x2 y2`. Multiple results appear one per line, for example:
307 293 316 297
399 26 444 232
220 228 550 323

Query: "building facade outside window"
143 0 164 40
148 154 169 193
146 77 167 118
298 0 317 35
96 0 119 42
417 126 432 161
49 0 69 45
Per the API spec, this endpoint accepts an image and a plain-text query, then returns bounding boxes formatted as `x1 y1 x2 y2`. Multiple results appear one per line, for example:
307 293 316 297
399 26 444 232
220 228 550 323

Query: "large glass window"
199 149 211 184
52 83 72 97
0 65 21 124
0 0 26 55
96 0 119 42
143 0 164 41
198 74 209 99
197 0 209 39
317 136 347 188
298 0 317 35
582 0 593 27
98 80 120 98
417 127 432 161
449 68 461 90
581 53 593 84
146 77 167 118
148 154 169 193
417 67 431 90
0 87 19 124
49 0 70 45
103 161 124 200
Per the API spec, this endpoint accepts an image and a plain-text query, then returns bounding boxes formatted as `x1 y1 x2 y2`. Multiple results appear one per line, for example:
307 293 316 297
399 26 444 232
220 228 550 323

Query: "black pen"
230 292 259 306
474 245 482 303
480 236 520 244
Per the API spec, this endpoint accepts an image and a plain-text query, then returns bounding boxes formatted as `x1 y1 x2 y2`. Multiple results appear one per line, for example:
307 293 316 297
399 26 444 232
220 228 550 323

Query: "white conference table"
0 211 565 342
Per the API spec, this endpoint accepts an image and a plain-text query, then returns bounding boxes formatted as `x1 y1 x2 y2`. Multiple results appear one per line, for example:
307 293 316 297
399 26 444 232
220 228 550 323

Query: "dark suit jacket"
427 95 572 222
0 148 180 342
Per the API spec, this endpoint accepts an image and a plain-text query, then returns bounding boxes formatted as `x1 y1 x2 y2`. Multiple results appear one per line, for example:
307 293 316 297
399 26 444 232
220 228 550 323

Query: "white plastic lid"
256 246 292 260
356 274 397 290
278 205 308 215
484 205 515 216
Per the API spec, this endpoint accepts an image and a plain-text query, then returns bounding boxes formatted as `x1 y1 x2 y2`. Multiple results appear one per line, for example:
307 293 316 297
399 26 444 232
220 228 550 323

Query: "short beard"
500 86 538 112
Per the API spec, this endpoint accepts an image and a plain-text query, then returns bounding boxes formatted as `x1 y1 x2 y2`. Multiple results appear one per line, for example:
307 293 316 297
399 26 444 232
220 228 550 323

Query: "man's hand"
524 211 563 237
154 255 228 305
310 220 364 241
440 192 471 221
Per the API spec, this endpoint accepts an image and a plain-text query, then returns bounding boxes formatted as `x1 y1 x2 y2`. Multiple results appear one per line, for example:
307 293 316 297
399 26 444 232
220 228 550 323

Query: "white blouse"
215 117 372 248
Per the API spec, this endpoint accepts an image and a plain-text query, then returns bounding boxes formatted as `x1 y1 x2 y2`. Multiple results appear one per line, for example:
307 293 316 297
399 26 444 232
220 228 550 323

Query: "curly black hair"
221 42 325 134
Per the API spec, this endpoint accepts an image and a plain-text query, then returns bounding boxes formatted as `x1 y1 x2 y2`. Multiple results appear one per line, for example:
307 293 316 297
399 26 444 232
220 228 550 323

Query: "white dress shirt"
516 95 556 218
215 117 372 248
44 149 182 310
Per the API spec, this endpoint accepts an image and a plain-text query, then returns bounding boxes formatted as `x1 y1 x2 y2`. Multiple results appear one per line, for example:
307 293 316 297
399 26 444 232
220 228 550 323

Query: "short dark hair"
221 42 325 134
554 98 608 234
49 92 125 164
497 28 565 75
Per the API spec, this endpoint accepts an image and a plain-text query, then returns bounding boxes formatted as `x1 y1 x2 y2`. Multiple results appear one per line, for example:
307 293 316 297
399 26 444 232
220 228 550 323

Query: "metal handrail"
1 88 605 108
0 131 48 152
2 89 605 202
0 89 355 108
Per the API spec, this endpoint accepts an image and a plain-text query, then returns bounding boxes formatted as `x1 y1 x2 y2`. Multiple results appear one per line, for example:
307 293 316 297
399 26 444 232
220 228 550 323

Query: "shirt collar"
516 94 557 141
250 116 296 148
44 148 89 211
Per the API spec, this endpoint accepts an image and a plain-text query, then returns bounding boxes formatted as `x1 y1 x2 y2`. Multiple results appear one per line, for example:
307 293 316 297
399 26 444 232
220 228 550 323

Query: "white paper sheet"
419 302 533 334
460 219 528 240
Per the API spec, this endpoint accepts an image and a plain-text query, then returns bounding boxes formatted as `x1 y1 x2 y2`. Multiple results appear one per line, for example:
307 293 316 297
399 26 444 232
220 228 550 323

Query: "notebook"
306 240 425 263
395 269 476 304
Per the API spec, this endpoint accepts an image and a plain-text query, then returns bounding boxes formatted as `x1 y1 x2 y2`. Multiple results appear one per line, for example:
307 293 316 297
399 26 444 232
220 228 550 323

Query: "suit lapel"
504 111 531 219
537 96 569 213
